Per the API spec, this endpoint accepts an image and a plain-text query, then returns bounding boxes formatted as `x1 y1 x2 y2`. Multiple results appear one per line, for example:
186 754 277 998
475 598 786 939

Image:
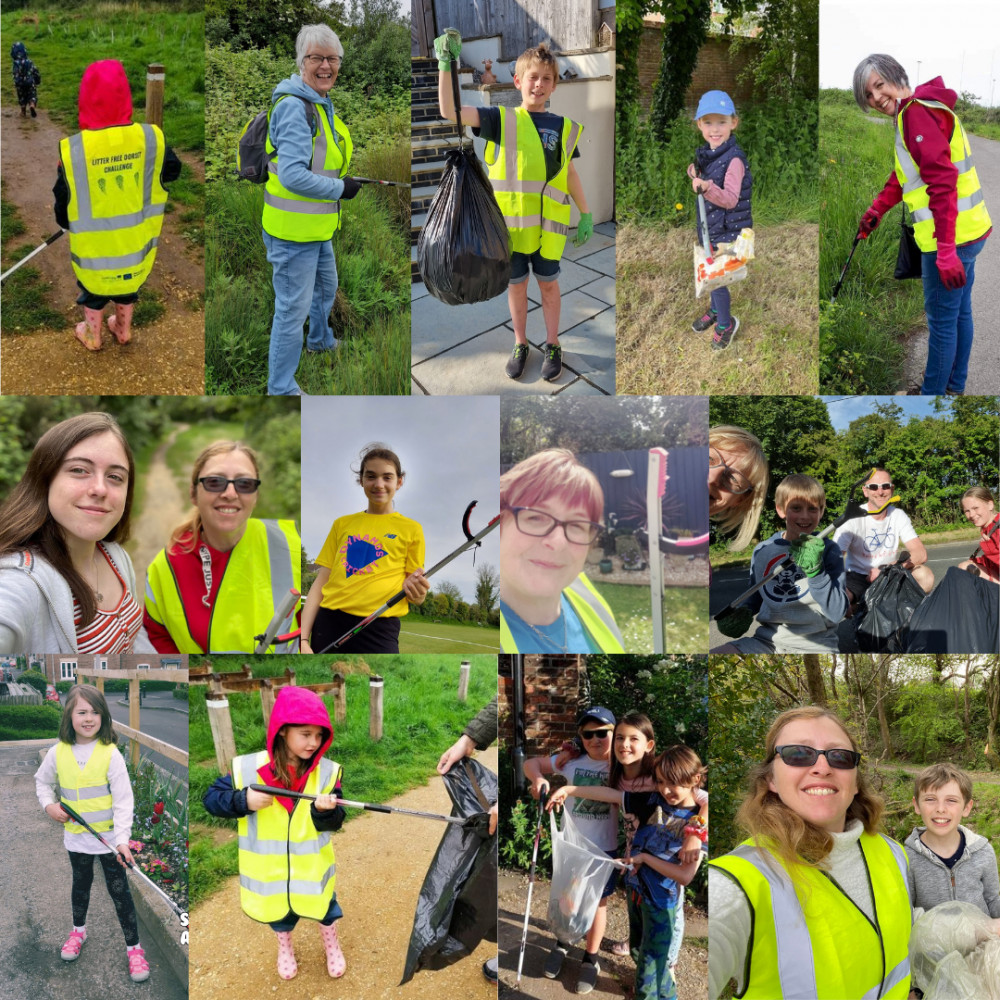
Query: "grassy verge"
398 618 503 653
188 655 495 906
600 582 708 653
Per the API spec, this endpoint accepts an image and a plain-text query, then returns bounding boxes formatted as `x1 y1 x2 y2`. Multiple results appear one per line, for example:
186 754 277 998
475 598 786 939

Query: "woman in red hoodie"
203 686 347 981
53 60 181 351
852 53 992 395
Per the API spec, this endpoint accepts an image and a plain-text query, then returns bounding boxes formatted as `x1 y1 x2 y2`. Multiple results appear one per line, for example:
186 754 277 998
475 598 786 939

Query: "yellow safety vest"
262 97 353 242
484 107 582 261
233 750 340 923
710 833 911 999
894 99 991 251
56 741 115 835
500 573 624 653
59 123 167 296
144 519 301 654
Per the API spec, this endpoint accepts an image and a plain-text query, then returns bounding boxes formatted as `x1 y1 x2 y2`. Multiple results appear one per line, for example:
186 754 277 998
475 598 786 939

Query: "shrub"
18 670 47 697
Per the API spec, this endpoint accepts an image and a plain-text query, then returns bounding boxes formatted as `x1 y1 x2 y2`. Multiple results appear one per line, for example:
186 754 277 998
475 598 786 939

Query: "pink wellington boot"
274 931 297 980
319 921 346 978
74 307 103 351
107 302 133 344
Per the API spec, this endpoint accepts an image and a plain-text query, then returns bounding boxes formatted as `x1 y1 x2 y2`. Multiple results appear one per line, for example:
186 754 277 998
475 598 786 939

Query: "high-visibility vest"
144 519 301 654
262 96 353 242
59 123 167 296
56 741 115 835
500 573 624 653
894 99 991 251
710 833 911 999
484 107 582 260
233 751 340 923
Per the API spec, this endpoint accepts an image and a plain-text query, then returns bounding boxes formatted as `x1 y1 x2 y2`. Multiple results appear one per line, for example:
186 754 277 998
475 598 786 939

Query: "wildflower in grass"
153 801 165 815
675 203 683 211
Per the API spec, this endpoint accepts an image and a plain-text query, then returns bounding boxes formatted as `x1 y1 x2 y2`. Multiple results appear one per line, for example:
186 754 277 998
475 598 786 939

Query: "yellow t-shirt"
316 511 426 617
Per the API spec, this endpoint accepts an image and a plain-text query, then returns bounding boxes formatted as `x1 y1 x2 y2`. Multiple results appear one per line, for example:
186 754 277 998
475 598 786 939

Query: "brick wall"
499 654 587 756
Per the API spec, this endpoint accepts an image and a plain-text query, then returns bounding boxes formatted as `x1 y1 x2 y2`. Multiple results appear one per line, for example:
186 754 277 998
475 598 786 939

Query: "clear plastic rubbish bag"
910 901 999 998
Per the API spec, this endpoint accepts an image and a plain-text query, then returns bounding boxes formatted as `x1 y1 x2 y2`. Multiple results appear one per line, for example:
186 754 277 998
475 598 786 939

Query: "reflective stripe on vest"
710 834 911 999
262 98 353 242
893 99 991 251
233 751 339 921
565 574 625 652
485 108 582 258
56 741 115 834
60 123 167 295
143 519 301 654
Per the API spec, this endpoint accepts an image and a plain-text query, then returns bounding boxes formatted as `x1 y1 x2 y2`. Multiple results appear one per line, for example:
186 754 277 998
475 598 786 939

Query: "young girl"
35 685 149 982
300 444 428 654
203 686 346 980
958 486 999 582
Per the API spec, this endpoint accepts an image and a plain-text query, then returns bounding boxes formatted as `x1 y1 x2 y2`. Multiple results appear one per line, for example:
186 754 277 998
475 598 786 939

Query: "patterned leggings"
628 889 676 1000
68 851 139 946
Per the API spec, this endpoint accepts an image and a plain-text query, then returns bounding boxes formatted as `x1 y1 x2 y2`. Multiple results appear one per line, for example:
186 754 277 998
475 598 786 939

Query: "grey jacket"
904 824 1000 917
0 545 153 654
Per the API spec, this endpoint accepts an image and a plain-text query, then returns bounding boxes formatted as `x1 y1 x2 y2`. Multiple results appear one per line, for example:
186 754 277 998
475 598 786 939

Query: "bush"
0 703 62 739
18 670 47 697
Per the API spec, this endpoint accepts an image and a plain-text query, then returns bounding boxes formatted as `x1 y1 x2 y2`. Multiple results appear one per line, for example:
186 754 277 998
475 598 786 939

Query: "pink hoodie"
78 60 132 130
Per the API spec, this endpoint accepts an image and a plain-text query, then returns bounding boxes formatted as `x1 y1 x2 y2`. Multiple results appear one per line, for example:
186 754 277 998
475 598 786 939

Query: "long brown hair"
271 725 328 787
59 684 117 745
168 441 260 554
0 412 135 625
608 712 658 789
736 706 883 872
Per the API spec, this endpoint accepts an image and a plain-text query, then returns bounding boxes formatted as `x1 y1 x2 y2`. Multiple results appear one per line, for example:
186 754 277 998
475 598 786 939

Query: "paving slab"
582 273 616 306
523 288 607 340
411 290 538 361
579 245 616 277
561 231 616 261
411 324 514 395
557 305 617 382
411 281 429 301
548 256 610 295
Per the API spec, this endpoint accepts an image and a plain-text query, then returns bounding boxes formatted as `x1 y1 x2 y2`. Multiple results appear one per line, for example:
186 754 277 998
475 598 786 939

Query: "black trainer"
691 308 717 332
711 316 740 350
544 944 568 979
540 343 563 381
506 343 530 379
576 960 599 994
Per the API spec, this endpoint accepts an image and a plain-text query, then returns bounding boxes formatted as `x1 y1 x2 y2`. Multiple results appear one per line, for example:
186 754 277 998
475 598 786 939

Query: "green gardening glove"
573 212 593 247
716 605 754 638
788 535 826 578
434 29 462 71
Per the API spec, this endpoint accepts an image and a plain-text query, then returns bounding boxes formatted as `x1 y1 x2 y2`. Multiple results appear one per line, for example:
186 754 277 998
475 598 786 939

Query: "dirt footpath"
189 745 498 1000
0 106 204 394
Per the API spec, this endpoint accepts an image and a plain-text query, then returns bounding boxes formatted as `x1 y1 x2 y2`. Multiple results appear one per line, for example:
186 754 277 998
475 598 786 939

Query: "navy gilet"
695 137 753 246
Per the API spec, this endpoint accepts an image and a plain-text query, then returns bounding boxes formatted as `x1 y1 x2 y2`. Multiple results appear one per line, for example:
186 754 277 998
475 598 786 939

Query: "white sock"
127 943 143 953
73 926 86 936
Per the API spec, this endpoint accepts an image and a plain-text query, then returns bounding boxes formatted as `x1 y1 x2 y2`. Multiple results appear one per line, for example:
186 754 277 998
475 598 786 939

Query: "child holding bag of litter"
688 90 753 351
35 685 151 983
202 685 347 981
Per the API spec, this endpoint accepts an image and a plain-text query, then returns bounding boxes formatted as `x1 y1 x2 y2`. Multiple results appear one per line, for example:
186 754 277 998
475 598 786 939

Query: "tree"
649 1 711 141
435 580 462 611
475 562 500 616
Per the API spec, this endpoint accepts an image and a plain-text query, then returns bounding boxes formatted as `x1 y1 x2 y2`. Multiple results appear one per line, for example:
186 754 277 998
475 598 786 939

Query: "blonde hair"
515 43 558 82
774 474 826 513
710 426 769 551
961 486 995 507
736 706 883 872
500 448 603 525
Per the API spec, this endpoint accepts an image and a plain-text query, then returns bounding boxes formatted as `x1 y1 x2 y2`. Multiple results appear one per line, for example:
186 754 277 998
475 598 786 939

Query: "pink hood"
911 76 957 110
78 60 133 130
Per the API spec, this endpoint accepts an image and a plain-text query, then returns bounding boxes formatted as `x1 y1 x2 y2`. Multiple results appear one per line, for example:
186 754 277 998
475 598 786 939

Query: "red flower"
153 802 165 815
151 815 161 824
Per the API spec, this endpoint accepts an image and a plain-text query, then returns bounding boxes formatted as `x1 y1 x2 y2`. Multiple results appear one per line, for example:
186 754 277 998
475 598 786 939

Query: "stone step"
412 119 466 141
411 104 442 123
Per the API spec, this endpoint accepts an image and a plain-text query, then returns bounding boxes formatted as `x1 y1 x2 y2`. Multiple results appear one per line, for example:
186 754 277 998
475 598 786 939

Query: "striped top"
74 542 143 653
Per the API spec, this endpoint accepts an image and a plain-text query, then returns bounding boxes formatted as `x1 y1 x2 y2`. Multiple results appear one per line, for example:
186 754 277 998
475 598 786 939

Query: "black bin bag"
856 562 925 652
904 566 1000 652
417 146 511 305
399 757 497 984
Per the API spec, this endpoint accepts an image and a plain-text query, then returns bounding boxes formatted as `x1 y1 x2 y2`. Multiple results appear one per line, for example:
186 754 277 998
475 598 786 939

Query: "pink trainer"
128 946 150 982
61 930 86 961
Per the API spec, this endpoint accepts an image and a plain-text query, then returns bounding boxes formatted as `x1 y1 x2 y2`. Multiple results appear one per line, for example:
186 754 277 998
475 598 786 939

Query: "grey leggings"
68 850 139 946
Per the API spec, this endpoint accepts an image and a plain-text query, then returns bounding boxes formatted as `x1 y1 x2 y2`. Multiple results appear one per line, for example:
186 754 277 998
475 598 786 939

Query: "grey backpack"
235 95 316 183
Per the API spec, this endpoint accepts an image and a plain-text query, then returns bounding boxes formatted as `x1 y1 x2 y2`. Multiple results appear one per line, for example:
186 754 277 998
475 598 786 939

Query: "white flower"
676 722 686 734
646 693 655 702
637 669 652 680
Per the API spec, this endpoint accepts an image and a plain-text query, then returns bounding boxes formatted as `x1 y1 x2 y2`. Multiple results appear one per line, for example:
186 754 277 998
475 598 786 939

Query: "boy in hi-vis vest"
435 30 593 383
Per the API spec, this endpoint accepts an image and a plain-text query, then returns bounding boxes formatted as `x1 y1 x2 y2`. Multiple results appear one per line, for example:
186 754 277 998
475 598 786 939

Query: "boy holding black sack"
436 30 593 382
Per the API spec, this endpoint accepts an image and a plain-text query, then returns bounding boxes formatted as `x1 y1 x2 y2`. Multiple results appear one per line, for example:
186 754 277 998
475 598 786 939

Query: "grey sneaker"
691 308 717 332
711 316 740 350
540 343 562 381
482 957 498 983
576 960 599 994
544 944 568 979
505 343 530 379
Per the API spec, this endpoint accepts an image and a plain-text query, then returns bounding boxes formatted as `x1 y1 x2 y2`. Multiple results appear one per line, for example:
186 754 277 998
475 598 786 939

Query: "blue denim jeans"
262 231 338 395
268 896 343 932
920 238 985 394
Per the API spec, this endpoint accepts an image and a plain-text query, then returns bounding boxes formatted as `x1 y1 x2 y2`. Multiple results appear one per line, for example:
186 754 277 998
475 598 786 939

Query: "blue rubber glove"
433 29 462 72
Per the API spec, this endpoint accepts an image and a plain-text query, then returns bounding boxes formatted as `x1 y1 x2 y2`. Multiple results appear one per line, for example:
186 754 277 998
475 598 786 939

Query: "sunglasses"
773 744 861 769
197 476 261 494
581 729 612 741
864 483 893 491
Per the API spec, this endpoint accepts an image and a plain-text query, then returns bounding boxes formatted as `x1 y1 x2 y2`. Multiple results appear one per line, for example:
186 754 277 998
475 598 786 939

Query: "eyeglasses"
864 482 893 491
507 506 602 545
197 476 261 494
305 54 341 66
773 745 861 769
709 447 752 496
581 729 612 741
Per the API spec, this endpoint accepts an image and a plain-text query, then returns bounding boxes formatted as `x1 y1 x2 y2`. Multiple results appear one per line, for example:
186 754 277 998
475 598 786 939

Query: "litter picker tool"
253 587 301 653
0 229 65 283
515 789 547 983
314 500 500 653
697 194 713 264
349 176 411 188
248 784 472 826
830 233 861 304
57 800 186 921
965 518 1000 577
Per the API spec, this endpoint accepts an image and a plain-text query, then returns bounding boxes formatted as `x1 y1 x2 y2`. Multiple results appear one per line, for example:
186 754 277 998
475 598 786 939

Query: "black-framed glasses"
709 447 753 496
581 729 612 741
197 476 261 494
773 745 861 769
507 506 602 545
305 54 341 66
864 482 893 491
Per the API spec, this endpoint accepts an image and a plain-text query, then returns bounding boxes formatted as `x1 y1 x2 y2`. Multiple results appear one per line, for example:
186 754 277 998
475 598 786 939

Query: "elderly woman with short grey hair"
262 23 360 396
850 53 991 396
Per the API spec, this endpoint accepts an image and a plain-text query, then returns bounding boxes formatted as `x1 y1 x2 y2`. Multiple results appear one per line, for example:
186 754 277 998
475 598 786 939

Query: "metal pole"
647 448 669 653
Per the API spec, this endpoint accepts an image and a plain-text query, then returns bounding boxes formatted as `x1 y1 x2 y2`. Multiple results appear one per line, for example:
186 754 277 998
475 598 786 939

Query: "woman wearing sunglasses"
144 441 301 653
708 706 911 1000
499 449 624 653
709 426 769 552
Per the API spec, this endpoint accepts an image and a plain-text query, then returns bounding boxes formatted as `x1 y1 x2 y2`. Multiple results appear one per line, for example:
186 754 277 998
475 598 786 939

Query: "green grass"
398 618 503 653
969 784 1000 843
599 581 709 653
188 655 496 906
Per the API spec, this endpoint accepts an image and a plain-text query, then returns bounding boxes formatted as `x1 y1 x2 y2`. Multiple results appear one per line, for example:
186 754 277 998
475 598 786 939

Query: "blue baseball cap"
695 90 736 119
578 706 615 728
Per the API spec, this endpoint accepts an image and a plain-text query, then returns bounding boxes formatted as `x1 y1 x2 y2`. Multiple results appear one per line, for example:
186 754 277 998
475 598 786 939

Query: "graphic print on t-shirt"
537 126 560 152
340 534 388 576
762 553 806 603
865 524 896 557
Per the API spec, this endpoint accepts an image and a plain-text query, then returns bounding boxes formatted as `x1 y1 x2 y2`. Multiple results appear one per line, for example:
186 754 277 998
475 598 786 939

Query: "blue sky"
821 395 946 432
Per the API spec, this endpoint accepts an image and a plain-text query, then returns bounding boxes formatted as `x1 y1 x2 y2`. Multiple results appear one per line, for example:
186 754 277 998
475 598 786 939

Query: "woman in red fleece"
202 686 347 981
851 53 992 395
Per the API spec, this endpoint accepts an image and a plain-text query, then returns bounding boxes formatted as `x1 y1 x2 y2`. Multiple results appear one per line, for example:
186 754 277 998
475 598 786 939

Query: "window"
59 659 77 681
96 657 108 671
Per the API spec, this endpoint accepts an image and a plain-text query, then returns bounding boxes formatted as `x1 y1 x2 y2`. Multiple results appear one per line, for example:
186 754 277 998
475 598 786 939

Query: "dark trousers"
68 850 139 946
311 606 401 654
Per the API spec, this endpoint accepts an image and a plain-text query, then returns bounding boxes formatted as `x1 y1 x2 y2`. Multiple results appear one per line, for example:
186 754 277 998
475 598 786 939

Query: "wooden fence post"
260 678 276 730
369 675 383 741
128 674 140 769
457 660 470 702
145 64 164 128
332 672 346 724
207 692 237 775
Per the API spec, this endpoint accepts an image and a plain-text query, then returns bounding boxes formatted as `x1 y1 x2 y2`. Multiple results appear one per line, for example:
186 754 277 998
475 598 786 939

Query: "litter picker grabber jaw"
349 176 412 188
57 800 186 921
697 194 713 264
253 588 300 653
0 229 65 283
516 788 547 983
830 233 862 304
313 500 500 654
